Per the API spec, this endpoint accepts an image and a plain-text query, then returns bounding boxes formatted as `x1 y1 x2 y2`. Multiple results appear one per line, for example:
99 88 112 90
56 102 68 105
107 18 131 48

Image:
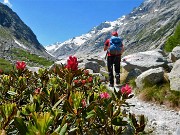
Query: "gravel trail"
126 97 180 135
107 86 180 135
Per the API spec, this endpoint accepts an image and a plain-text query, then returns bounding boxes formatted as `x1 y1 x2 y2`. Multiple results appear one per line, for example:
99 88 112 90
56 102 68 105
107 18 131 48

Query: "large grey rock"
121 49 168 72
26 66 40 73
87 56 106 67
135 67 164 89
168 59 180 91
84 61 100 73
125 68 142 83
169 46 180 62
174 126 180 135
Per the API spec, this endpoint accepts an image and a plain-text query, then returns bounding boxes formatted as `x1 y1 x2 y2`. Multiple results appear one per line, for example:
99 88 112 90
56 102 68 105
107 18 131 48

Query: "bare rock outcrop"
121 49 168 72
168 59 180 91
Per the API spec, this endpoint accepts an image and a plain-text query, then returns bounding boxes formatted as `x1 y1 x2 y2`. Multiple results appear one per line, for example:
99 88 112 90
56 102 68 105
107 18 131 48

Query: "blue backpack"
108 36 122 55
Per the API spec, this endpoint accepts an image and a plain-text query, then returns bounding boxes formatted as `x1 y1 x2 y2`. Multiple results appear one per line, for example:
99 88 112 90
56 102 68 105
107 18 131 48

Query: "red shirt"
104 39 124 56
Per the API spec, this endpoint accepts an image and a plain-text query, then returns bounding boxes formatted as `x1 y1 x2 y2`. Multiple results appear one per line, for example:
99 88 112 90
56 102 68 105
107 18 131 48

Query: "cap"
111 31 118 36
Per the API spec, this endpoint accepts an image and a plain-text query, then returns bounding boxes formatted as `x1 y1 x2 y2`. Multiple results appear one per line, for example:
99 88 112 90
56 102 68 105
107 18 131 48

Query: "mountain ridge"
46 0 180 59
0 2 55 62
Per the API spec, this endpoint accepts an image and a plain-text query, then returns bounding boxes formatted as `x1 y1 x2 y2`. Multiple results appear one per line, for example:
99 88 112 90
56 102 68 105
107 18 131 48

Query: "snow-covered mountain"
45 16 126 59
46 0 180 59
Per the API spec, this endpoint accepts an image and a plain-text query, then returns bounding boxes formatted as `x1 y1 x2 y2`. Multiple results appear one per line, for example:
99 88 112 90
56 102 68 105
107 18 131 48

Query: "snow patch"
14 39 27 49
131 16 137 19
141 14 147 18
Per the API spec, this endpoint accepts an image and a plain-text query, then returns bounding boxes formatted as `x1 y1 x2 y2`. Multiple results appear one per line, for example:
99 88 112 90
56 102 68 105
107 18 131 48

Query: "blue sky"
1 0 144 46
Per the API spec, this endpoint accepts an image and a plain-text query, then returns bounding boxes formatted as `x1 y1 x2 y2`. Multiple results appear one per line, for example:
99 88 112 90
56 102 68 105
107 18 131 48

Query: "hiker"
104 31 124 87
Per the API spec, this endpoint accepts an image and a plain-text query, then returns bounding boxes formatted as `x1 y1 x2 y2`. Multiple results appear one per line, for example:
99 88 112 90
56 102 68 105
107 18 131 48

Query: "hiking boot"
109 84 114 87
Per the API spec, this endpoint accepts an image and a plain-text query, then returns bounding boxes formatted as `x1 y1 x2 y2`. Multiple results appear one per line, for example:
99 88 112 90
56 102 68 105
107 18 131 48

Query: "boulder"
121 49 168 72
135 67 164 89
169 46 180 62
125 68 142 83
175 126 180 135
26 66 40 73
84 61 100 73
168 59 180 91
87 56 106 67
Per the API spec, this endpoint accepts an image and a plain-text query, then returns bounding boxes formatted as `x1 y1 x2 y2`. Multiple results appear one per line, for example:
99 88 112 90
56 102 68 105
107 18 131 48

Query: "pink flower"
81 80 86 85
121 84 132 95
100 92 110 99
73 79 79 84
65 56 78 71
34 88 41 94
16 61 26 70
84 70 89 76
81 99 86 108
88 76 93 82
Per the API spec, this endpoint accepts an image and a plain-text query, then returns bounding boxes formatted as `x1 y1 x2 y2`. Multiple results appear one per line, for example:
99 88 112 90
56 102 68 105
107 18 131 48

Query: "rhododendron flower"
34 88 41 94
100 92 110 99
16 61 26 70
121 84 132 95
73 79 79 84
81 99 86 108
84 70 89 75
81 80 86 85
65 56 78 71
88 76 93 82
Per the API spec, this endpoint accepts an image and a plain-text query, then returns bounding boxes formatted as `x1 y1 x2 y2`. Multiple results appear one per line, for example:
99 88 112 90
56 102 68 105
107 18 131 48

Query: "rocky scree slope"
46 0 180 59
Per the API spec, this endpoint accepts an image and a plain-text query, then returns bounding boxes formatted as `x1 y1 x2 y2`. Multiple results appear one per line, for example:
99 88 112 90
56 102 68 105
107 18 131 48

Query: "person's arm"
104 39 109 51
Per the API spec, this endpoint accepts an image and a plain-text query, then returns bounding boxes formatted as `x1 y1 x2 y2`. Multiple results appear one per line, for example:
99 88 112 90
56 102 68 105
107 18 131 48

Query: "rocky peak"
46 0 180 59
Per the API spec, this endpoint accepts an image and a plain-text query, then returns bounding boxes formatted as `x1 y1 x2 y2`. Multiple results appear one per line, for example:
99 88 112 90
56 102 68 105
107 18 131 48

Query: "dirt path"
126 96 180 135
107 86 180 135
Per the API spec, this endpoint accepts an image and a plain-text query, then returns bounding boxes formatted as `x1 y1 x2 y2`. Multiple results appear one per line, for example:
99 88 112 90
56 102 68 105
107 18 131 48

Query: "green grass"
135 82 180 109
122 69 180 109
164 21 180 52
11 48 54 67
0 58 13 73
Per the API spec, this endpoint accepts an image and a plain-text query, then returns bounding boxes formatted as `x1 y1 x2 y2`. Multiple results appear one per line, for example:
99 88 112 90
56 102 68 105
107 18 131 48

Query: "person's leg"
114 56 121 84
107 56 114 86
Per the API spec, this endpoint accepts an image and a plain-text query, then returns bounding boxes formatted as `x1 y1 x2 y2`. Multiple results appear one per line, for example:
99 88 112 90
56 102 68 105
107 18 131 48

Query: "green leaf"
52 95 66 110
69 127 78 132
96 107 105 119
14 117 28 135
112 109 120 119
7 91 17 96
86 110 96 119
59 123 67 135
89 93 94 103
63 100 75 114
50 89 55 105
51 132 59 135
107 103 113 118
112 116 127 126
86 101 96 112
31 112 53 134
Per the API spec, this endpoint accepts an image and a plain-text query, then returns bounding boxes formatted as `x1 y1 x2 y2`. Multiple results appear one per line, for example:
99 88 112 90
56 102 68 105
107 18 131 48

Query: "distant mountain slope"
0 2 54 61
46 0 180 59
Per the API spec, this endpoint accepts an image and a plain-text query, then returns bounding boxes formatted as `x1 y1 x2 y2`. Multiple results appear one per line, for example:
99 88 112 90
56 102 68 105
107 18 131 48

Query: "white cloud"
3 0 12 7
